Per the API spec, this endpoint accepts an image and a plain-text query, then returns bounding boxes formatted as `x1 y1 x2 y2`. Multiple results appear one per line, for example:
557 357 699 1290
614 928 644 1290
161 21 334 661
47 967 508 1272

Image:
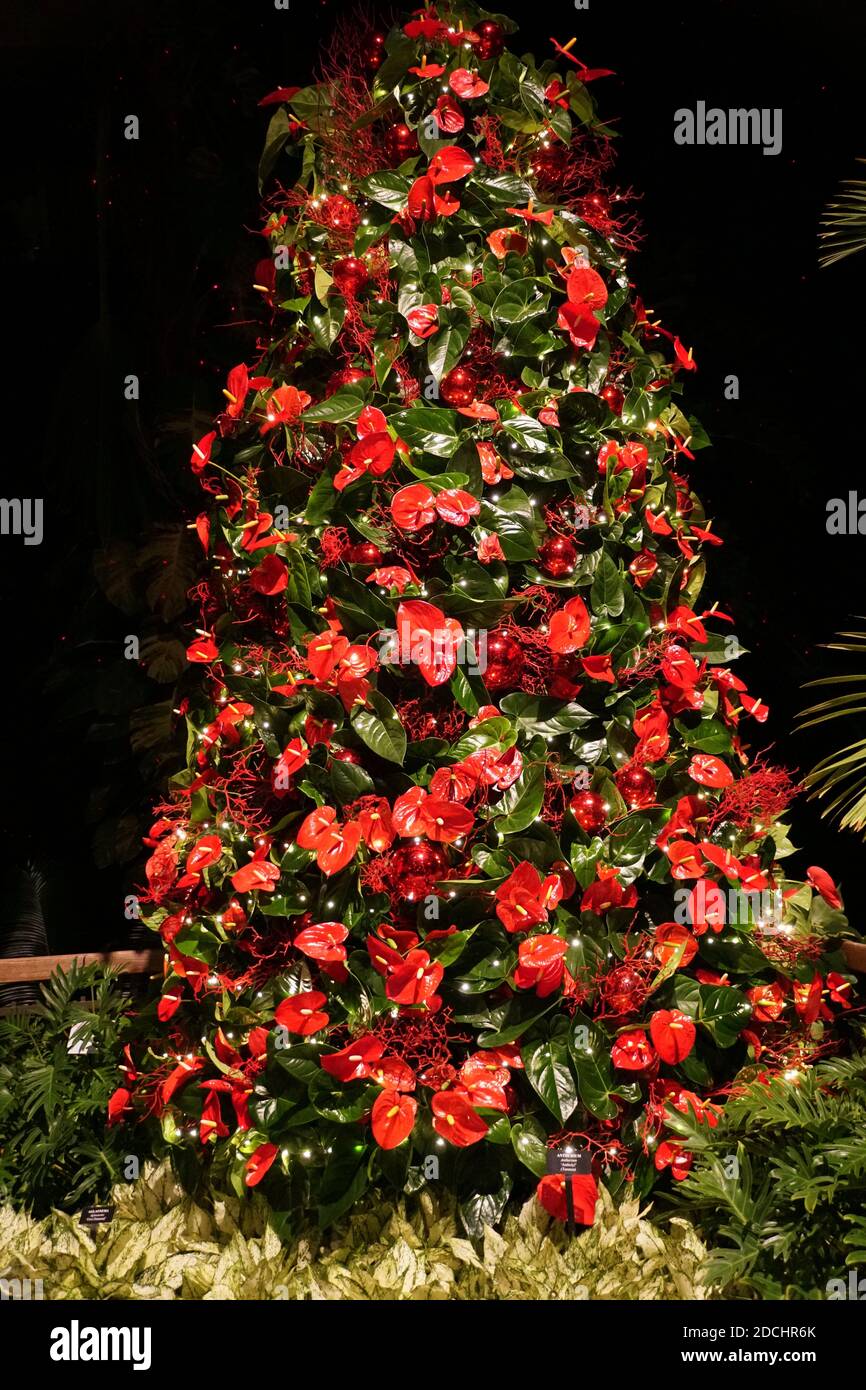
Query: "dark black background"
1 0 864 951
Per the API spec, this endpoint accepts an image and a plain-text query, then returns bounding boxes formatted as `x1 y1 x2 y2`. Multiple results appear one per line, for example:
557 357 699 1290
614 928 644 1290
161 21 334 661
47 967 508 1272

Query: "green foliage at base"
0 1161 711 1301
0 965 133 1215
663 1041 866 1298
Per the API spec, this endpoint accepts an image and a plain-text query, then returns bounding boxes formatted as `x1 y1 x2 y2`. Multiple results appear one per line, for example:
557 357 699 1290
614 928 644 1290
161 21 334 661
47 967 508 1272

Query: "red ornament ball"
384 122 419 165
390 842 449 902
603 965 647 1016
531 142 569 186
440 364 477 407
331 257 368 298
538 535 578 578
616 765 656 810
365 32 387 73
601 383 624 414
325 366 371 397
484 628 524 692
345 541 383 565
475 19 505 60
570 790 607 834
330 747 362 765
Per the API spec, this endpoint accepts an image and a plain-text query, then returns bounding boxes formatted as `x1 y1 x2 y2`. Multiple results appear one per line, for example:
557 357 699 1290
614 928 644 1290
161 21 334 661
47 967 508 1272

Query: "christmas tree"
111 4 855 1234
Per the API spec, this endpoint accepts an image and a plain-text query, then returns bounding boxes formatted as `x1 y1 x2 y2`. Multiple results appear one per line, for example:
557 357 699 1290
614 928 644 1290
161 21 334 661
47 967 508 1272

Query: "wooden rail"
0 949 163 984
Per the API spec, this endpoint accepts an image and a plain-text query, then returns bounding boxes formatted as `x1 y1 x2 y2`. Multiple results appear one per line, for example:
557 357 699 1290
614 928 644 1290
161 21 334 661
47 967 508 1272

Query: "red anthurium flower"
536 1172 598 1225
449 68 489 98
793 974 823 1025
396 598 465 686
408 60 445 78
431 1091 489 1146
581 654 615 683
307 632 349 681
807 865 842 909
666 840 706 880
157 987 184 1023
223 362 251 418
460 1053 510 1088
420 796 474 843
272 739 310 792
654 1140 693 1181
294 921 349 962
650 1009 696 1064
186 834 223 876
476 440 513 483
107 1087 131 1125
200 1090 230 1143
296 806 361 875
566 266 608 311
673 336 697 371
513 933 568 997
404 12 445 40
321 1035 384 1082
687 879 727 934
369 1057 417 1091
275 990 329 1035
249 552 289 595
245 1142 279 1187
191 430 217 475
386 949 444 1006
367 566 415 593
495 861 563 933
653 921 698 969
700 843 740 881
406 303 440 337
688 754 734 788
391 483 437 530
187 635 219 663
231 859 280 893
486 227 528 259
435 488 480 526
629 548 657 588
391 785 428 837
747 981 786 1022
667 605 707 643
428 144 475 184
611 1030 656 1071
557 301 600 349
434 93 464 132
580 871 637 914
507 203 555 226
827 972 854 1008
547 595 590 654
357 798 395 852
297 805 339 850
477 533 506 563
260 384 311 433
371 1089 417 1149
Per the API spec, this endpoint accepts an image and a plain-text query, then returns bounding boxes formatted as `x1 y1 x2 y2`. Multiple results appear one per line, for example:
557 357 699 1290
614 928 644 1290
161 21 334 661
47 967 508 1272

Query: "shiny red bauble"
330 747 362 765
384 122 419 165
616 765 656 810
570 790 607 834
331 257 369 298
531 142 569 187
325 366 371 397
551 860 577 900
390 842 449 902
484 629 524 692
365 32 387 73
538 535 578 578
474 19 505 59
440 364 477 407
322 194 360 233
600 383 624 414
345 541 384 565
603 965 647 1016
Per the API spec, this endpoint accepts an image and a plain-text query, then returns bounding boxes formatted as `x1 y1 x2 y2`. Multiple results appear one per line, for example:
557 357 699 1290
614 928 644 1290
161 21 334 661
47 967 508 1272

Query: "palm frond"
797 627 866 836
820 159 866 268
